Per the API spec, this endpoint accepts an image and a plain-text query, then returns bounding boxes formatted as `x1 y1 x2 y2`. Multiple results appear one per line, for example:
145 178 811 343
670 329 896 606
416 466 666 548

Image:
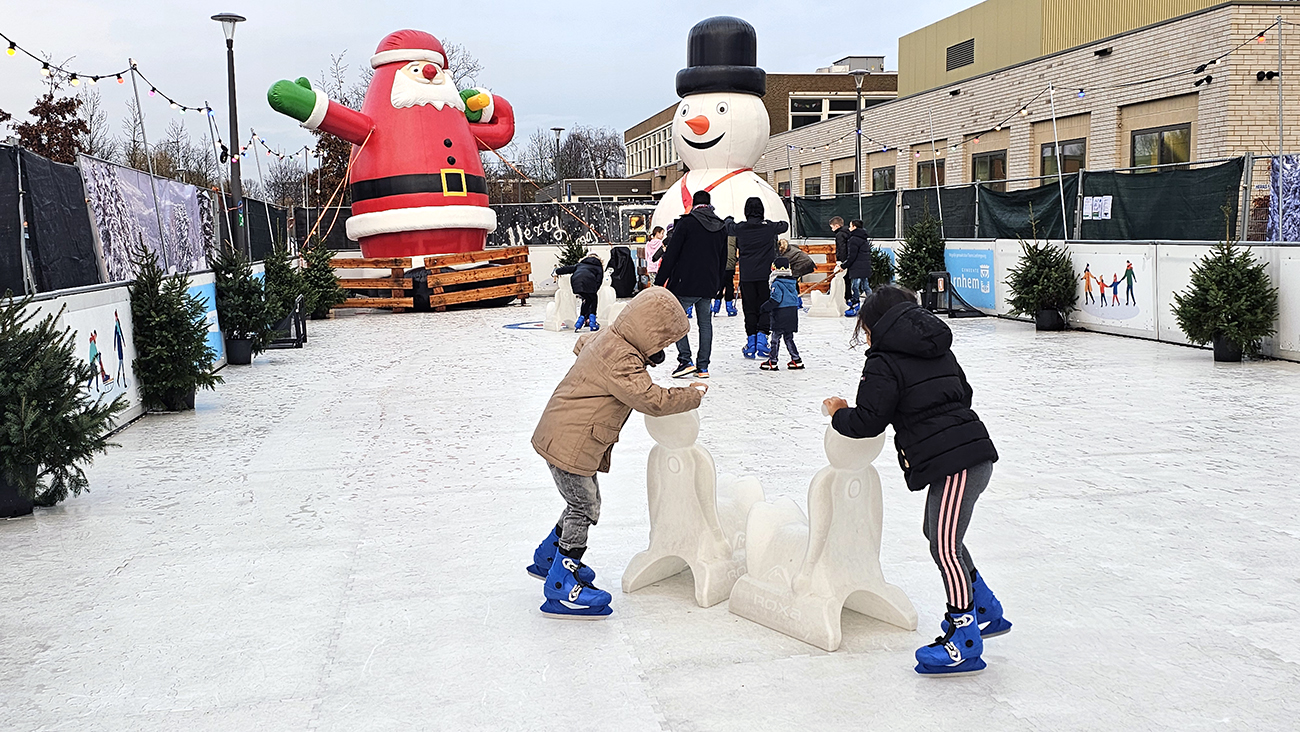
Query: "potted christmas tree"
130 244 222 411
302 239 345 320
1172 241 1279 362
0 295 126 518
869 247 895 289
1005 239 1078 331
263 241 306 345
213 246 274 365
896 210 945 291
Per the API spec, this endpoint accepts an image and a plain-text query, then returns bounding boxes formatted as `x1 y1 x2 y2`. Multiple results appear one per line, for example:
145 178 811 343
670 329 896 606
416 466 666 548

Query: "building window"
804 177 821 197
1132 124 1191 171
777 180 791 197
972 150 1007 192
872 166 896 192
947 39 975 71
917 160 945 187
1042 138 1086 177
835 172 857 194
790 98 823 129
827 99 858 120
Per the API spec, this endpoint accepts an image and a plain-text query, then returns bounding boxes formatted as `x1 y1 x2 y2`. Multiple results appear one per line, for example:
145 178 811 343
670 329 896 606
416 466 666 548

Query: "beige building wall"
1031 113 1091 176
757 4 1300 200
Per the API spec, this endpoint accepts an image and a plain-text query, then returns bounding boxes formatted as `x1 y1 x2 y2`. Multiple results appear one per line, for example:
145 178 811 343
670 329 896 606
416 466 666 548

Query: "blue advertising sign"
944 248 995 310
187 281 225 364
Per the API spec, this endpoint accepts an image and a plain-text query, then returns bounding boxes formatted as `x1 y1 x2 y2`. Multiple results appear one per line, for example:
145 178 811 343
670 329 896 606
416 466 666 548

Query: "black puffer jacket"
653 206 728 297
843 229 874 280
557 255 604 295
834 227 851 264
731 217 790 282
831 302 998 491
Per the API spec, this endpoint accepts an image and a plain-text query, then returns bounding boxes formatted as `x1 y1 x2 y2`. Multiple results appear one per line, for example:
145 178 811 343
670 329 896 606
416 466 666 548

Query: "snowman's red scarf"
680 168 753 210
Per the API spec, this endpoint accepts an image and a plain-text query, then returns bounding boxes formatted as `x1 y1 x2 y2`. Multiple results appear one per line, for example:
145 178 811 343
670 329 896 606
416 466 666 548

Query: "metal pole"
203 99 232 255
1278 16 1285 241
1048 83 1070 241
926 107 946 240
1075 168 1086 240
1240 151 1254 242
855 74 864 221
251 133 275 249
225 37 247 258
14 147 35 294
128 61 170 269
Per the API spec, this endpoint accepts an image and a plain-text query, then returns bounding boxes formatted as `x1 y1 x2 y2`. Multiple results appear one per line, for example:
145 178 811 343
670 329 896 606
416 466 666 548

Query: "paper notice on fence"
1100 196 1113 220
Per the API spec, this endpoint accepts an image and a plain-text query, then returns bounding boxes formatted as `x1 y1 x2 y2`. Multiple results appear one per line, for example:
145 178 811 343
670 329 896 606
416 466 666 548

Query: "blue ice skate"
526 526 596 583
726 301 738 317
756 332 770 359
942 572 1012 638
916 609 986 676
711 298 722 314
844 304 860 318
742 334 758 359
588 317 600 332
574 315 587 331
541 552 612 620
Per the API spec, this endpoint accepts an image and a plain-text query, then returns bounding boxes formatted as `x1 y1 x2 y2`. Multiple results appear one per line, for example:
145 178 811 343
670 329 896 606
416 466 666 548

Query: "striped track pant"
922 461 994 611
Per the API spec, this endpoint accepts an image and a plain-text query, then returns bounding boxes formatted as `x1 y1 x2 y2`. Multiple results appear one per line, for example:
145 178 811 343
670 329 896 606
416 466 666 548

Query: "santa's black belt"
350 172 488 202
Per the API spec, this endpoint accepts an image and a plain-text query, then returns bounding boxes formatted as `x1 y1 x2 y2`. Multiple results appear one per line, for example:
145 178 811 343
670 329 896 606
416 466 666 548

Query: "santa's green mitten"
268 77 318 123
460 88 493 123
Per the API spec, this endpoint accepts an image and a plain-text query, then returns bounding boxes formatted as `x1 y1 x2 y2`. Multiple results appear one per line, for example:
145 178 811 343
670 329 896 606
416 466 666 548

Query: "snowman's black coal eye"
717 102 729 115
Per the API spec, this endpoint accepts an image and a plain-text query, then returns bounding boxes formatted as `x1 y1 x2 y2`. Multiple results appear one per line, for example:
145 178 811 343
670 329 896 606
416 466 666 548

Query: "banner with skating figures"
1070 246 1154 332
79 155 208 282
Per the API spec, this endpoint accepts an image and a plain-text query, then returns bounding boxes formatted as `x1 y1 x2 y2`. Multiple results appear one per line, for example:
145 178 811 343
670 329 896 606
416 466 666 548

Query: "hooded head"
744 196 764 219
610 288 691 359
856 285 952 358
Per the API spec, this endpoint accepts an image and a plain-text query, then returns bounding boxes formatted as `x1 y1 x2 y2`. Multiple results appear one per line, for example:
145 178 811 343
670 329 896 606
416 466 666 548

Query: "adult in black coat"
824 286 1004 645
730 197 789 358
654 190 728 375
831 216 852 305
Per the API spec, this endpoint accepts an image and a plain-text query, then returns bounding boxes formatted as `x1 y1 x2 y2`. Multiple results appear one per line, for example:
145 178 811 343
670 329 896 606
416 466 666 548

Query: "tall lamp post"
850 69 868 221
212 13 247 257
551 126 564 183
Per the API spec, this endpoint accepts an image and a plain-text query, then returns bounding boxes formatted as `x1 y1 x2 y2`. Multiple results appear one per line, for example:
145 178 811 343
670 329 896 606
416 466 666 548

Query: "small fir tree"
556 234 590 267
896 209 946 291
869 247 895 288
213 246 274 353
1172 241 1278 355
129 244 222 411
263 241 305 325
0 294 126 507
302 239 345 318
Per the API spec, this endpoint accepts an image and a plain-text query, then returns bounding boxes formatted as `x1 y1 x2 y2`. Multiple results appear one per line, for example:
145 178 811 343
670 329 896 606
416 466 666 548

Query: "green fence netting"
1079 159 1243 241
903 186 976 239
794 192 895 239
977 176 1079 240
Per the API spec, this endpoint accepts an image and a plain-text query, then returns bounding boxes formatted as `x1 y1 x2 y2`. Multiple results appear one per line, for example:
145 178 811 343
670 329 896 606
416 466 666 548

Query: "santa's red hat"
371 29 446 69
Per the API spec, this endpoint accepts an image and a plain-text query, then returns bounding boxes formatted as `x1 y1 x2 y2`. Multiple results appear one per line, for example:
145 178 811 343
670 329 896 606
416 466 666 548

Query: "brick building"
623 58 898 196
755 1 1300 209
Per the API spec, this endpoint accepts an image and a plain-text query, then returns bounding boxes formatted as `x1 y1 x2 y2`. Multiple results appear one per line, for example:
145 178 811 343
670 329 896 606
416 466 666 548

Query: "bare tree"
556 126 627 180
266 157 305 208
442 39 482 88
242 177 265 200
77 88 117 162
120 98 147 171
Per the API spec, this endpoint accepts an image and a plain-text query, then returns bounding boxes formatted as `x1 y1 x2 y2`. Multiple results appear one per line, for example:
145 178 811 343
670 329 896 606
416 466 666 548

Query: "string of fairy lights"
777 19 1286 162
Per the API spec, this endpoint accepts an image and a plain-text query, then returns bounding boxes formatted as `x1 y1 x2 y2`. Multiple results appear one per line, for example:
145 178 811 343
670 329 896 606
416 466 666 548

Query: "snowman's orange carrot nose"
685 115 710 135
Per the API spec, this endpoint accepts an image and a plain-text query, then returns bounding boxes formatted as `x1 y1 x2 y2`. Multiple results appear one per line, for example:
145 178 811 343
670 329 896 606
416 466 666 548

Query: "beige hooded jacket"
532 288 703 476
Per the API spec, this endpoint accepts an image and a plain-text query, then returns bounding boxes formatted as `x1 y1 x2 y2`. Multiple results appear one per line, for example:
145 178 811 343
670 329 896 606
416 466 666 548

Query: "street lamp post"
212 12 247 257
850 70 868 221
550 127 564 185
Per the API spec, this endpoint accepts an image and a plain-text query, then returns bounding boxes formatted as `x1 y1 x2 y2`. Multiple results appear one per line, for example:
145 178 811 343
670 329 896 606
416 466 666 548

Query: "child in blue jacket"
759 257 803 371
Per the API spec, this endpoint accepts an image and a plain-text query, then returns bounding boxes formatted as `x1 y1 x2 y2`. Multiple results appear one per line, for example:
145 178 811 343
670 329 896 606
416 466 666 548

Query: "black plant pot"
0 466 36 519
1212 333 1243 363
1035 309 1065 331
163 387 197 411
226 338 253 365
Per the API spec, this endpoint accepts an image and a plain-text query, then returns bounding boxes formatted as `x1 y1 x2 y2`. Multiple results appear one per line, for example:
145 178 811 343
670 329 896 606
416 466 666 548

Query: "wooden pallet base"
334 246 533 312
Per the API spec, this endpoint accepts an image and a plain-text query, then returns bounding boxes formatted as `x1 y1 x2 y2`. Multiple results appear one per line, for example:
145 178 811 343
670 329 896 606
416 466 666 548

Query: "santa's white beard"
390 71 465 111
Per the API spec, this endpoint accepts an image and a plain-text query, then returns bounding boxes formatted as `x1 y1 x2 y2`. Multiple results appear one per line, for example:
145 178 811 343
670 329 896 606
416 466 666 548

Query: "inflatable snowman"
650 17 788 233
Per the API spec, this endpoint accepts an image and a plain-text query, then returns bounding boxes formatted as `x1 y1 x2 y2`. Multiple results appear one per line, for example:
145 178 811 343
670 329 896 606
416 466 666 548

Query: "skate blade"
914 658 987 677
539 600 612 620
981 619 1012 638
525 564 546 580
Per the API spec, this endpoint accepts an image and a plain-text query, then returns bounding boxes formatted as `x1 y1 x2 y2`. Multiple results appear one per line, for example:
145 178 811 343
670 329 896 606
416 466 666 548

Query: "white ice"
2 303 1299 730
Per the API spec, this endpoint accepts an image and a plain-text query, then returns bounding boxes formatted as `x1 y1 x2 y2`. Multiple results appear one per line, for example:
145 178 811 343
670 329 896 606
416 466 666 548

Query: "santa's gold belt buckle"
440 169 468 197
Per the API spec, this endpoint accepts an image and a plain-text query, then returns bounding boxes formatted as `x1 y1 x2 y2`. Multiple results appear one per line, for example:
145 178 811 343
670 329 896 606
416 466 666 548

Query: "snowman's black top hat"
676 16 766 98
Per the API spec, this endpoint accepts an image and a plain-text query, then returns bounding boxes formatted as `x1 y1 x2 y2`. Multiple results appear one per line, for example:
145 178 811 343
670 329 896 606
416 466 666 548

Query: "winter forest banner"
80 155 209 282
1269 155 1300 242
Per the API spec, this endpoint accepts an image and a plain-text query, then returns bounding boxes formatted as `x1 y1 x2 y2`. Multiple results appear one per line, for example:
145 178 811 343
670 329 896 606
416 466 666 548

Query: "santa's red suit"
301 30 514 257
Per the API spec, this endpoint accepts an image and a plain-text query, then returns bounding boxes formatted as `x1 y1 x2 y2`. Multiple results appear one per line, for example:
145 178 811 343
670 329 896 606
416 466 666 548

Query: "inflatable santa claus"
268 30 514 257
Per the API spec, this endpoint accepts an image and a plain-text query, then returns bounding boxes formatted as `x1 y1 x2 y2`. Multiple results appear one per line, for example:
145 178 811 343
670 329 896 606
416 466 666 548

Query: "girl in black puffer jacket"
824 285 1010 677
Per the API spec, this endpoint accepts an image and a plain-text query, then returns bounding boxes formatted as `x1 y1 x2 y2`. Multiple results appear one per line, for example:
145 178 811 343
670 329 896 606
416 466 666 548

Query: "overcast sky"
2 0 974 160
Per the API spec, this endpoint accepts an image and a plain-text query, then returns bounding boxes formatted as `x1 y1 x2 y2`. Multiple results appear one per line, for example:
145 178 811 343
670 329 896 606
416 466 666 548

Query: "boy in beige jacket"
529 288 707 619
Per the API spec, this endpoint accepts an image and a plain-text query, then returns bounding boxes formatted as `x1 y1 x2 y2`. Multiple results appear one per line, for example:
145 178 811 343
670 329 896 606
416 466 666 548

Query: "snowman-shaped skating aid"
650 17 789 233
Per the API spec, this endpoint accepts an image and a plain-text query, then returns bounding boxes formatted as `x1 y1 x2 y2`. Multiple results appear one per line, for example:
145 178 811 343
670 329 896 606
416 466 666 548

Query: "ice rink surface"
2 301 1298 731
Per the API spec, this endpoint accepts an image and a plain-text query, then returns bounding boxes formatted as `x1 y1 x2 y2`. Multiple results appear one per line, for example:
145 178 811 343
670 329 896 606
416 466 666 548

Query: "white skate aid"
622 410 765 608
543 274 579 332
808 274 848 318
728 418 917 651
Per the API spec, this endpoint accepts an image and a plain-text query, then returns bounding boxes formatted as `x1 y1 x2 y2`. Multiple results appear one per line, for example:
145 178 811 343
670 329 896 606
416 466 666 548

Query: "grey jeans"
673 295 713 371
921 461 992 611
548 463 601 551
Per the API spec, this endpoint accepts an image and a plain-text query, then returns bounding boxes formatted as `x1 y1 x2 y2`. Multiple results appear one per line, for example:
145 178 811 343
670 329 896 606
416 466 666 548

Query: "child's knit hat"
774 256 790 269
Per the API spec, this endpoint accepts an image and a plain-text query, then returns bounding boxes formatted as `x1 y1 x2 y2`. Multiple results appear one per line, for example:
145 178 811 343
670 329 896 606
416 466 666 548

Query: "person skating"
830 216 853 309
759 257 803 371
842 220 873 317
777 239 817 280
530 288 707 618
646 226 666 284
731 196 789 360
713 231 739 317
823 285 1010 675
655 190 729 378
555 254 604 332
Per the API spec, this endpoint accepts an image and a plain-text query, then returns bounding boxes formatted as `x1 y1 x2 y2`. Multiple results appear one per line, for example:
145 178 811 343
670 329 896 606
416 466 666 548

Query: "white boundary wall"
825 237 1300 362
